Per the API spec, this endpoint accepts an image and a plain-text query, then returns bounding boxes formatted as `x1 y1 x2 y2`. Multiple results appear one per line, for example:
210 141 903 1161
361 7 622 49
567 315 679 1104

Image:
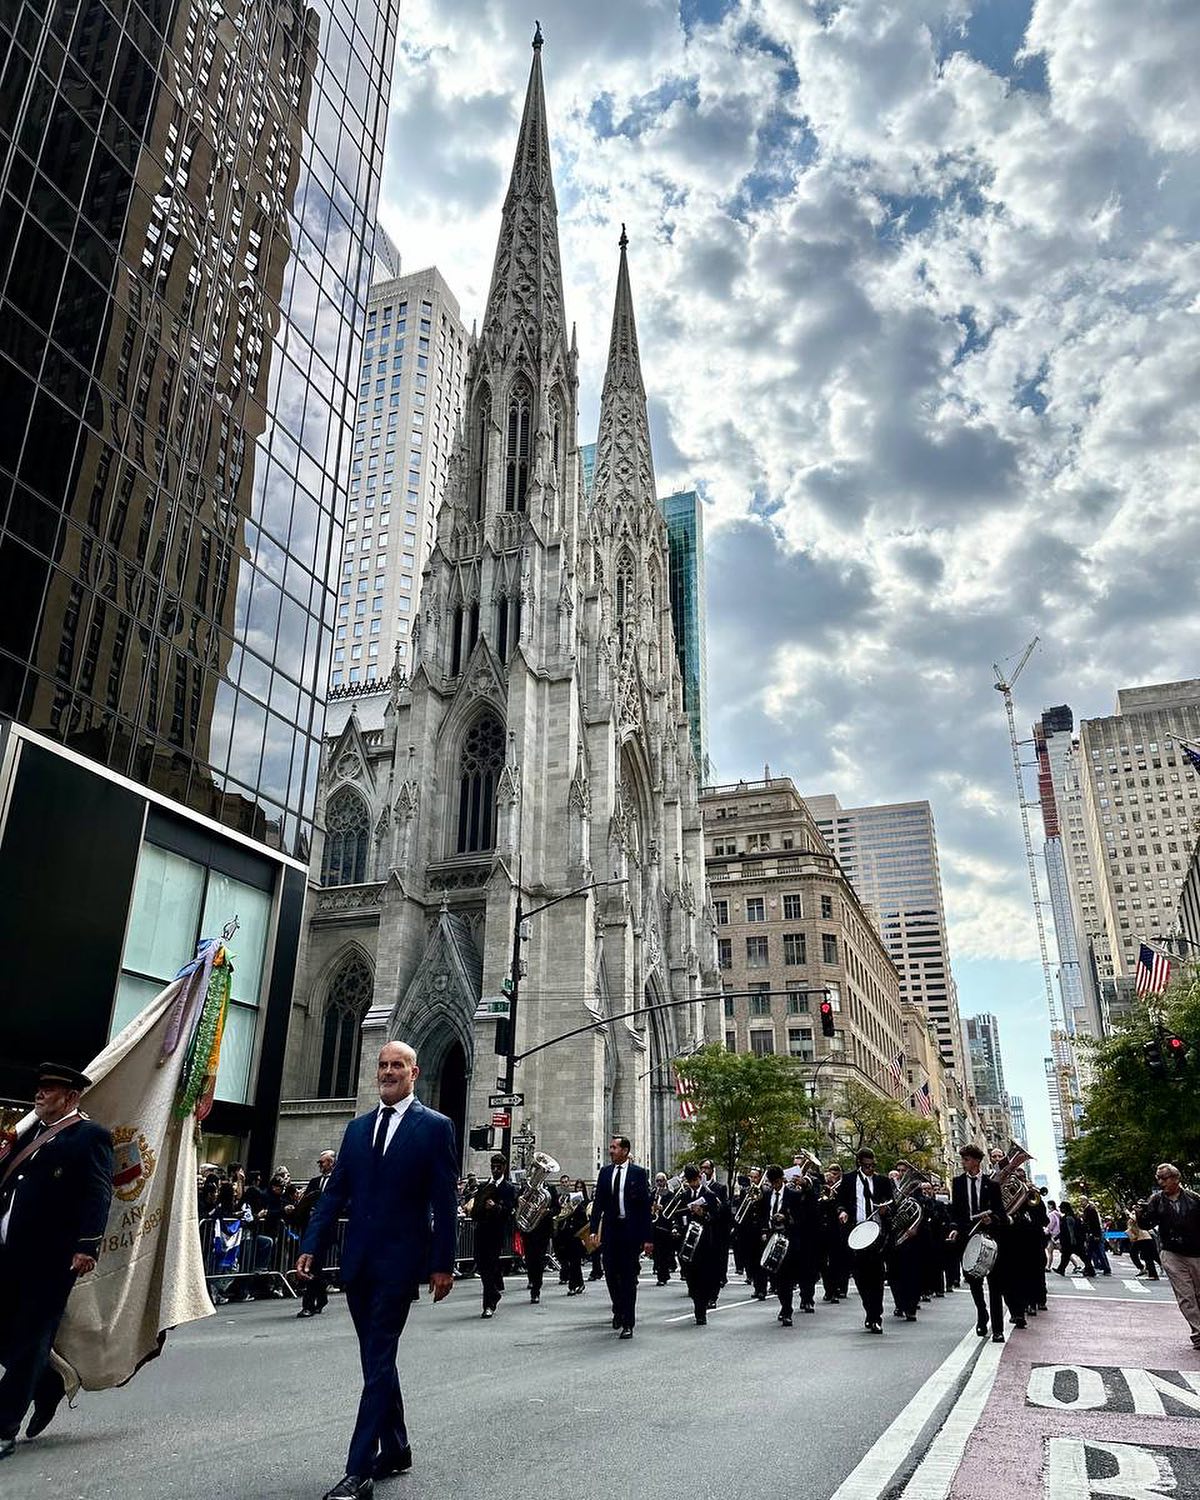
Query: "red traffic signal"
1166 1035 1189 1070
819 1000 836 1038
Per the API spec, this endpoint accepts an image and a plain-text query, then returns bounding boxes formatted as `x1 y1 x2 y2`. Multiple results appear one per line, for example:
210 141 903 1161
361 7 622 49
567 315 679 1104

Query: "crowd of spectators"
197 1162 318 1302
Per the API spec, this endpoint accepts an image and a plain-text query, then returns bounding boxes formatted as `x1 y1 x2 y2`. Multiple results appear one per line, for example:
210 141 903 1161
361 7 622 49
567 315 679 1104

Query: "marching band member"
756 1165 817 1326
553 1191 588 1296
820 1165 850 1303
918 1182 950 1301
699 1160 730 1298
1008 1181 1048 1319
471 1154 517 1319
836 1148 894 1334
521 1179 560 1305
674 1165 721 1325
734 1168 768 1299
949 1145 1013 1343
650 1173 678 1286
729 1172 754 1281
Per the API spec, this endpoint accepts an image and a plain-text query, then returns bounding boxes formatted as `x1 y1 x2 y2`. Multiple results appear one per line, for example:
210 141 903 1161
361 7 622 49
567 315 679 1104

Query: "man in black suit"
471 1154 516 1319
590 1135 653 1339
0 1062 113 1458
700 1159 730 1297
836 1147 895 1333
674 1165 722 1324
298 1041 458 1499
294 1150 337 1318
949 1144 1013 1343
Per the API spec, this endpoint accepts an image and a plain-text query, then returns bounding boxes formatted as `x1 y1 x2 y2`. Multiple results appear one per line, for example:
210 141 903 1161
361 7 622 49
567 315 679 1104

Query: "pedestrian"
1052 1201 1090 1276
471 1154 516 1319
1080 1198 1112 1276
1045 1200 1061 1269
589 1136 653 1339
296 1041 458 1499
294 1150 338 1317
0 1063 114 1458
1135 1164 1200 1351
1125 1206 1161 1281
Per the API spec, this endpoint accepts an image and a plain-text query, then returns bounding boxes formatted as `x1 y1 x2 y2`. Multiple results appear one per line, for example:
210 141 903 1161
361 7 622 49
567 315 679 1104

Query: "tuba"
515 1152 561 1233
991 1141 1034 1217
887 1161 930 1246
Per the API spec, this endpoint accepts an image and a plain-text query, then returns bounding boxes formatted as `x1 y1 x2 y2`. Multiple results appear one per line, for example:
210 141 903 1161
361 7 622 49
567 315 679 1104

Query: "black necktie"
613 1165 624 1216
373 1106 395 1163
970 1176 978 1216
863 1175 872 1212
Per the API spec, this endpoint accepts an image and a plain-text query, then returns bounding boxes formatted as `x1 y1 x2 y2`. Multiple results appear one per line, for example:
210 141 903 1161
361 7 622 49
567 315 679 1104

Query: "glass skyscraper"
659 489 710 780
0 0 399 1156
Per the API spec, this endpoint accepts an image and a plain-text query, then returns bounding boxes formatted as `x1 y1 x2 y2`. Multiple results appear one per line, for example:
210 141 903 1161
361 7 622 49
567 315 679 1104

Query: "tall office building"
1077 682 1200 999
1009 1094 1028 1149
0 0 400 1158
331 266 466 692
807 796 967 1081
1035 707 1106 1041
659 490 710 780
964 1012 1012 1148
580 441 596 500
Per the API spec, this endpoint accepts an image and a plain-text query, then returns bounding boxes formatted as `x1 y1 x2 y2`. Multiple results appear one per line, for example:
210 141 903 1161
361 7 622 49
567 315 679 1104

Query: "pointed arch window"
322 788 370 885
456 712 506 854
495 594 522 663
317 954 373 1096
504 386 532 512
549 393 563 477
470 393 490 520
615 551 635 657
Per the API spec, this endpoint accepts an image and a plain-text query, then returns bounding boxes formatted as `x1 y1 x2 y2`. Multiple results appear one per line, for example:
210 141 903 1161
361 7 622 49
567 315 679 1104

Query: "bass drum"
961 1232 998 1280
847 1219 882 1253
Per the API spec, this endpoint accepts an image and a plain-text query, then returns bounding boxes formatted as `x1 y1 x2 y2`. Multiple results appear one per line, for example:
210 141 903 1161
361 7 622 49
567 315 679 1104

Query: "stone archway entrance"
432 1038 469 1167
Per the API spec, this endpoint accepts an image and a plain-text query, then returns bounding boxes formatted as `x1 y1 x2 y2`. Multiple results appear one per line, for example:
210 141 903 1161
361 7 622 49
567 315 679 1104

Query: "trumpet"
733 1168 765 1225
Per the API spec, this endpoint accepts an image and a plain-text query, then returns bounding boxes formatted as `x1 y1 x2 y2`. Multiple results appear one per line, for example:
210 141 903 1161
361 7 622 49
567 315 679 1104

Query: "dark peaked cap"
36 1061 92 1091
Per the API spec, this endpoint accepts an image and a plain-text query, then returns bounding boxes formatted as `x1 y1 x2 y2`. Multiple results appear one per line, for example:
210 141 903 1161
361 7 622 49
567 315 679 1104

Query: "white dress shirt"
612 1161 628 1217
856 1172 874 1224
372 1093 414 1154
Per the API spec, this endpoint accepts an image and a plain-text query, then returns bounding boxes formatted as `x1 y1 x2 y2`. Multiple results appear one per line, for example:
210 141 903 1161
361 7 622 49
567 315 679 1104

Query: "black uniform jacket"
0 1116 114 1277
950 1172 1009 1242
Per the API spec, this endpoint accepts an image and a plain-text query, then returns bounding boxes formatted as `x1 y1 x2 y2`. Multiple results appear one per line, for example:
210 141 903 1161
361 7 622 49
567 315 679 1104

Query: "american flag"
1177 737 1200 774
916 1082 933 1118
888 1052 905 1091
674 1064 697 1121
1135 943 1172 998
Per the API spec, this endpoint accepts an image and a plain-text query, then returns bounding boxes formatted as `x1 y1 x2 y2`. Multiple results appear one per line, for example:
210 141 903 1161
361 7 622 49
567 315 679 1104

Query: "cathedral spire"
478 23 567 362
593 228 655 512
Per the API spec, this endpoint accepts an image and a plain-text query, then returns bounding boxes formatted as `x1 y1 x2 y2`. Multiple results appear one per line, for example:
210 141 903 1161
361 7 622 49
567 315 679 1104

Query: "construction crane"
992 636 1079 1141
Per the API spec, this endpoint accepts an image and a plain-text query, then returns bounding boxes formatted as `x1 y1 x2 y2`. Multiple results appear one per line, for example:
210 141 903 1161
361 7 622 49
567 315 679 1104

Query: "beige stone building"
700 777 908 1137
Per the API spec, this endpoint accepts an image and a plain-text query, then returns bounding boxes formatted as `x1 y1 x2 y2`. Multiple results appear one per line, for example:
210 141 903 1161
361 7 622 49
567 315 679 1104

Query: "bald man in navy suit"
298 1042 458 1499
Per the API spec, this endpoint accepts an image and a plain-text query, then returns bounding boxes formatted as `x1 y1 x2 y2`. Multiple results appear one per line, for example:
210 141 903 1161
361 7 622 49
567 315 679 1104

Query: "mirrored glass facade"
659 488 710 780
0 0 399 860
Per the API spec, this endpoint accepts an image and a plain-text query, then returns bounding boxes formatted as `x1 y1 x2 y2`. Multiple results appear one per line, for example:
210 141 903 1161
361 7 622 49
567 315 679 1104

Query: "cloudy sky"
376 0 1200 1181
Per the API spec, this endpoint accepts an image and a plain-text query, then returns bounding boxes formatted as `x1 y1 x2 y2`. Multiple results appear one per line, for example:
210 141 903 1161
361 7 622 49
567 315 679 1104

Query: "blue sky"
378 0 1200 1182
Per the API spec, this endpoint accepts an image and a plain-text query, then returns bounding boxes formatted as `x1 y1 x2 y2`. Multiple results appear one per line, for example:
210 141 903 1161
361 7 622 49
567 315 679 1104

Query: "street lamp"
497 876 628 1161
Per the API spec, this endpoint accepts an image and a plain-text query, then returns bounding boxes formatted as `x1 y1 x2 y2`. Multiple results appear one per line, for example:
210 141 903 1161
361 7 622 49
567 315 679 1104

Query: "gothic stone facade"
276 35 716 1180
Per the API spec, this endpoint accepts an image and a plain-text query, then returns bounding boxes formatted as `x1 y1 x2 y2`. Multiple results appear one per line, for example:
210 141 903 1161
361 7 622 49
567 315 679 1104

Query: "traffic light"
819 999 836 1038
1166 1035 1189 1072
468 1126 493 1151
1144 1039 1166 1078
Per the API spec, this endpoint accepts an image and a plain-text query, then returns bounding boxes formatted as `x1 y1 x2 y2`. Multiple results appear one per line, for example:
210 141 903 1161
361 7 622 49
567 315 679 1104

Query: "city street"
0 1270 1182 1500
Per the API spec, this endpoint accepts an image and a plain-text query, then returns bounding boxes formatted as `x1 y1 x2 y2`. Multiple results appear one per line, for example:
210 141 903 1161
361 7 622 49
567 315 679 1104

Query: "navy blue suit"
590 1161 652 1330
302 1098 458 1476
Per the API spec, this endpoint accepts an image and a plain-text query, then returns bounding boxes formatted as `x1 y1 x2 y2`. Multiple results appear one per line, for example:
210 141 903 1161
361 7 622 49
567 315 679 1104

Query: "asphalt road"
0 1268 1176 1500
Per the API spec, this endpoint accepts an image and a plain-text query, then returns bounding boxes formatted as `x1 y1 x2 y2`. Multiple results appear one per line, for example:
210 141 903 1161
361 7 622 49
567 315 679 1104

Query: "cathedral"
278 30 716 1180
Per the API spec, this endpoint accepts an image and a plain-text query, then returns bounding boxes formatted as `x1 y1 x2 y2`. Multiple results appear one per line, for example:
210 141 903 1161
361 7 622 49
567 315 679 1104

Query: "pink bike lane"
948 1298 1200 1499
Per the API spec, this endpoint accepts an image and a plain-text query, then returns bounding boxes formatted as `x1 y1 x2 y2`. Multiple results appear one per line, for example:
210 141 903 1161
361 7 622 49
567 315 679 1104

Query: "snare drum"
847 1219 882 1253
961 1231 998 1280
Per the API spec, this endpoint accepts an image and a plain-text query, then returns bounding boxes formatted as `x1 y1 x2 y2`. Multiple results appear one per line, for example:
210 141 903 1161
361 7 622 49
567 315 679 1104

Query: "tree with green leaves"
1061 965 1200 1209
672 1045 820 1180
832 1079 944 1175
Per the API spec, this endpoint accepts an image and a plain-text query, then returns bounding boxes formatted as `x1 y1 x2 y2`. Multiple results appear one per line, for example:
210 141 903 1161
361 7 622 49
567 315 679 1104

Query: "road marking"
827 1328 981 1500
1122 1279 1149 1294
662 1297 756 1323
899 1336 1004 1499
1047 1293 1174 1306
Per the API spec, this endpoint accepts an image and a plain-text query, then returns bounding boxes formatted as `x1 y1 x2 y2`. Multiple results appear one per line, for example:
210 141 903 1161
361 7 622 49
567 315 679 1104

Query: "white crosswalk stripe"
1070 1277 1094 1291
1123 1279 1149 1293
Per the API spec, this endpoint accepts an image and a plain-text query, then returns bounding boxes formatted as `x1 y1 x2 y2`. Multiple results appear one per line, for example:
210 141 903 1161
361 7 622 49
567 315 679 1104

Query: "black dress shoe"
481 1308 494 1319
323 1476 373 1499
780 1316 793 1327
695 1314 707 1325
869 1320 883 1334
530 1294 540 1305
976 1322 989 1336
992 1332 1005 1343
373 1447 413 1479
612 1314 622 1328
619 1327 633 1340
297 1308 315 1318
1012 1318 1027 1328
0 1438 15 1461
25 1381 66 1440
801 1303 815 1313
905 1312 917 1322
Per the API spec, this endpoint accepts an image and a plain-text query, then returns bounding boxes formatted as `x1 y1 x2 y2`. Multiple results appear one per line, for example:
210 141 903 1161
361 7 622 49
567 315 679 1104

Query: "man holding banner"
0 1062 113 1458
